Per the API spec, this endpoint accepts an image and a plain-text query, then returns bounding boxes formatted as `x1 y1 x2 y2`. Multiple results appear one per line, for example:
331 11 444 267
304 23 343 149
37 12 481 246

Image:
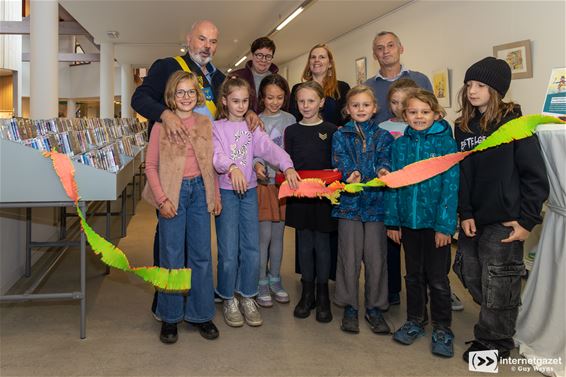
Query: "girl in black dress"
285 81 337 323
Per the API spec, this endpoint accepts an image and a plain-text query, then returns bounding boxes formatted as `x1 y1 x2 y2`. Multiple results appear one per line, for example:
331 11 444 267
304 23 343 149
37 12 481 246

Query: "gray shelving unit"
0 138 143 339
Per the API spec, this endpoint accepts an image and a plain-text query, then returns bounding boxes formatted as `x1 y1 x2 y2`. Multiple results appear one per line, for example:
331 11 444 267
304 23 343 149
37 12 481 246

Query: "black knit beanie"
464 57 512 96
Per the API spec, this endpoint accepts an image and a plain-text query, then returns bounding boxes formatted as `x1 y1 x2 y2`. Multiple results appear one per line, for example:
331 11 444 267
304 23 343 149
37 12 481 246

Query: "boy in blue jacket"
332 86 394 334
385 89 459 358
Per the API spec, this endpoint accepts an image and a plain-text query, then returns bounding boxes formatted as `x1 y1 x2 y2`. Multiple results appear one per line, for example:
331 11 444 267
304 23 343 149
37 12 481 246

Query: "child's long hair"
455 84 516 133
387 78 418 105
301 44 340 100
257 74 290 113
342 85 379 117
215 76 251 120
164 70 205 110
402 88 446 120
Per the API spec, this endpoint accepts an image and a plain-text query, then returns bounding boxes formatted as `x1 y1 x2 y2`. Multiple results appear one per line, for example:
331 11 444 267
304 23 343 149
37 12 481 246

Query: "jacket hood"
405 119 452 139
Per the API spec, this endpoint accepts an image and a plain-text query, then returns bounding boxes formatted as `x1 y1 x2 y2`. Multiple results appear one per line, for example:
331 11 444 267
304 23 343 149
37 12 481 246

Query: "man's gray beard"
189 50 211 67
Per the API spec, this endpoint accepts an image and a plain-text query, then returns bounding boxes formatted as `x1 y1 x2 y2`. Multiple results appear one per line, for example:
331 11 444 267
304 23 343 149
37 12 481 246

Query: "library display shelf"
0 118 147 339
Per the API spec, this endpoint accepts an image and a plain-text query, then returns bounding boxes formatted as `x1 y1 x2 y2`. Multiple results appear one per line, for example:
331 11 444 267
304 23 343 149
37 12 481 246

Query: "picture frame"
355 57 367 85
493 40 533 80
432 68 450 108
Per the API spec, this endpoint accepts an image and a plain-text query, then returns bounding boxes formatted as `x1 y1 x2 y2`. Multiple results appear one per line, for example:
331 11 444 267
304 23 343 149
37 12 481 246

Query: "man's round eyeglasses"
175 89 198 98
254 53 273 61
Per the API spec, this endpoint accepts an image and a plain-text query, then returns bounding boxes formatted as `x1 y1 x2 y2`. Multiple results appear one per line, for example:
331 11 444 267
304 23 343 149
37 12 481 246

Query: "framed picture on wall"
355 57 367 85
432 68 450 108
493 40 533 79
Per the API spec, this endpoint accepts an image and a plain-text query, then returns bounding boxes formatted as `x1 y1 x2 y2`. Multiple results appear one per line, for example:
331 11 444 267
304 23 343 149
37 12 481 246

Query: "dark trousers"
297 229 331 283
387 238 401 295
402 228 452 329
453 223 524 351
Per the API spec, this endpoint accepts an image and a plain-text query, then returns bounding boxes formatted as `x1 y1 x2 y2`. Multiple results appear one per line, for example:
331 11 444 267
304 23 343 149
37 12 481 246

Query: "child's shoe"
160 322 178 344
431 327 454 358
340 305 359 333
388 292 401 306
316 282 333 323
393 320 425 345
451 293 464 311
256 280 273 308
223 297 244 327
365 307 390 334
269 276 290 303
239 296 263 326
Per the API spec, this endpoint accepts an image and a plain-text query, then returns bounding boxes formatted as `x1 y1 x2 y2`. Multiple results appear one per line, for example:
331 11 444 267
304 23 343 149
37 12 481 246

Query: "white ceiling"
59 0 411 70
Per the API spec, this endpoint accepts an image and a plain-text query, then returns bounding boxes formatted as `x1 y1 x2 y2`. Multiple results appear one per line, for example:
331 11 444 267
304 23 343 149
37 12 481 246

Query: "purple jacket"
213 119 293 190
232 60 279 113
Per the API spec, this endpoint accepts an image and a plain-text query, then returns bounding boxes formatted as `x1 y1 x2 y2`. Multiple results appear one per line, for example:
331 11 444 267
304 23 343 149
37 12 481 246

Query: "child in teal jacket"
385 89 459 358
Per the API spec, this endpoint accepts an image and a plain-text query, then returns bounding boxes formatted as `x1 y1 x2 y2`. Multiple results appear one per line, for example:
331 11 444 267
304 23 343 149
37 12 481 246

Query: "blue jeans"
156 177 215 323
215 188 260 299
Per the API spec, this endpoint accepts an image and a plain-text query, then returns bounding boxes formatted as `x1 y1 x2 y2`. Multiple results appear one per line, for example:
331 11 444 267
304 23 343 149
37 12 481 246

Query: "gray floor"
0 199 538 376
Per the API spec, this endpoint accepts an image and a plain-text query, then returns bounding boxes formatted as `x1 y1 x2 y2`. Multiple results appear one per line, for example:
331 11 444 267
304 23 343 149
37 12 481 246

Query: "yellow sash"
174 56 217 117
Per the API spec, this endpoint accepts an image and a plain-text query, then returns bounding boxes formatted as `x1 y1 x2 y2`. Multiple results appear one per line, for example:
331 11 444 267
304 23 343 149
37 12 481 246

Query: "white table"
515 123 566 377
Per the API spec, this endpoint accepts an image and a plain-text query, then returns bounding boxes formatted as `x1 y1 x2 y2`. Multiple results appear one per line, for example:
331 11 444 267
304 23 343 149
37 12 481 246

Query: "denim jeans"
156 177 215 323
402 228 452 329
453 223 524 351
215 188 260 299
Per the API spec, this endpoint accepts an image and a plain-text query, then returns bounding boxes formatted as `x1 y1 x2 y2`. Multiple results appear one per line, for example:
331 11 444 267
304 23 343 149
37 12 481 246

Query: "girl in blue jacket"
332 85 394 334
385 88 459 358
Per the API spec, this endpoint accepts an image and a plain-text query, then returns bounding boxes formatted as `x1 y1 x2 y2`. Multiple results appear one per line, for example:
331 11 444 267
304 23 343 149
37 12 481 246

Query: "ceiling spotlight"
106 31 120 39
227 68 233 73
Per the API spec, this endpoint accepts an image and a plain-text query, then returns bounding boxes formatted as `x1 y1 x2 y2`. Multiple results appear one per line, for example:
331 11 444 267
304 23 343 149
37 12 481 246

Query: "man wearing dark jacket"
132 20 226 139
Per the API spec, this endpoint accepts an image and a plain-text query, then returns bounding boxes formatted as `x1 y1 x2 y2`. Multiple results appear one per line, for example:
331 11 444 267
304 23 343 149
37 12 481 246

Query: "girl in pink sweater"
213 77 299 328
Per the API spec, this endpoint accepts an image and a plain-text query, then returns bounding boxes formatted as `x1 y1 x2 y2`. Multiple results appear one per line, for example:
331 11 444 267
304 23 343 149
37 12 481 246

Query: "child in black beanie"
453 56 549 362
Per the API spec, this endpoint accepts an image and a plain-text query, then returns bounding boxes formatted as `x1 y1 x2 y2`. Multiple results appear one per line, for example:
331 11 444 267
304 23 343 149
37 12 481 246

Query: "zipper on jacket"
355 122 367 153
411 136 420 227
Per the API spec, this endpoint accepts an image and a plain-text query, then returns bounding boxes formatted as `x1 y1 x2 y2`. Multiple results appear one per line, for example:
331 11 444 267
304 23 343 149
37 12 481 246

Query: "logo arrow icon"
487 357 495 366
478 357 486 366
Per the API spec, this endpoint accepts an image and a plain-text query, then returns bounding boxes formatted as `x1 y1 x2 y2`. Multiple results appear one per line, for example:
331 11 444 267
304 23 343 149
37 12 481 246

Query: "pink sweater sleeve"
252 128 294 172
145 123 168 206
212 121 235 173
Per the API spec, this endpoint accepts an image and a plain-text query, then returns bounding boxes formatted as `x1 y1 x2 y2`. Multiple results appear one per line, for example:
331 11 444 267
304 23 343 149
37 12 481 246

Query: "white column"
66 99 77 118
30 0 58 119
120 64 134 118
99 42 115 118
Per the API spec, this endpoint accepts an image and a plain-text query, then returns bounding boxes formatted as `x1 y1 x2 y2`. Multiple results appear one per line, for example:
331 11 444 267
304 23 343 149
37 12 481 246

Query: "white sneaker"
256 281 273 308
239 297 263 326
223 297 244 327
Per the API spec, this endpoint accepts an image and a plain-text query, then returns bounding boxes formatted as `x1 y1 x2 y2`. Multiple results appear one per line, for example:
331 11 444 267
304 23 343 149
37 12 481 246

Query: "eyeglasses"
175 89 198 98
254 53 274 62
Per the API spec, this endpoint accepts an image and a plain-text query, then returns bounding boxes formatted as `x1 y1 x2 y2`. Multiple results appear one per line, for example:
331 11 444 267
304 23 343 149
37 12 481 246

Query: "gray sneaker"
223 297 244 327
256 281 273 308
269 276 290 303
451 293 464 311
239 297 263 326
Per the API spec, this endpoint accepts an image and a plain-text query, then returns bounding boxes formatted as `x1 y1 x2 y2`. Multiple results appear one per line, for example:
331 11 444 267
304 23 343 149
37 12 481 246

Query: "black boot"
316 282 332 323
294 279 315 318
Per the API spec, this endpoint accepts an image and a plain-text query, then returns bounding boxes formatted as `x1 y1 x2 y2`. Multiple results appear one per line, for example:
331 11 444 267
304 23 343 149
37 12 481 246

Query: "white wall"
282 1 566 123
